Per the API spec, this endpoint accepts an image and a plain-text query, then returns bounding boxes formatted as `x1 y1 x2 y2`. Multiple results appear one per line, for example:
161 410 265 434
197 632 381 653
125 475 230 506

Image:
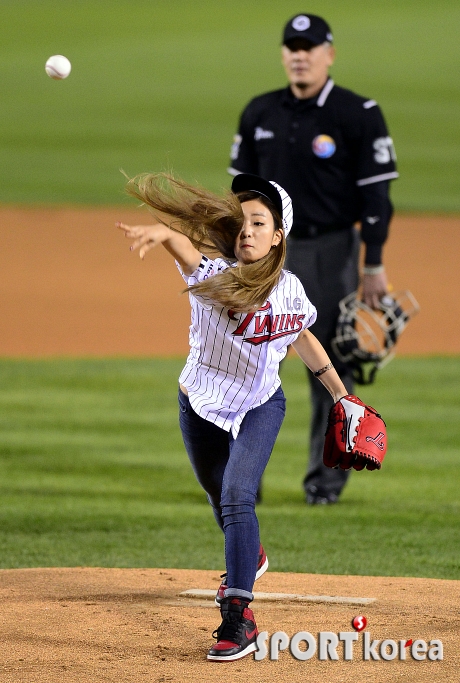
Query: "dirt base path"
0 567 457 683
1 208 459 356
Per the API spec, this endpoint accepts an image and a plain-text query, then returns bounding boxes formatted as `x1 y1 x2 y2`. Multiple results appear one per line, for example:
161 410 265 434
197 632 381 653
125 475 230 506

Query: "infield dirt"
1 208 460 356
0 566 458 682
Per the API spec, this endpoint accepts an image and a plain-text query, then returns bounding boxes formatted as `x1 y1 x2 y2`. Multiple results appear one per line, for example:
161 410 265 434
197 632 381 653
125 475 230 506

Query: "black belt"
290 224 353 239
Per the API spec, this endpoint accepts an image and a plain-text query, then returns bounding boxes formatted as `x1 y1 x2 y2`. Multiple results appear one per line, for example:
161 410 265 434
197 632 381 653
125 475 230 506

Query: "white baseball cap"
231 173 293 237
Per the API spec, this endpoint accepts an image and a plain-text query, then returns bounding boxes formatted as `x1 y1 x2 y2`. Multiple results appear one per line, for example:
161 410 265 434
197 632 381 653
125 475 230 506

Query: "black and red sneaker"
215 544 268 606
207 597 258 662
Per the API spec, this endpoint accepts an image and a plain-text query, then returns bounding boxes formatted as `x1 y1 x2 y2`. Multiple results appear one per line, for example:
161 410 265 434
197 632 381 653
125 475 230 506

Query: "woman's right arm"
116 222 202 275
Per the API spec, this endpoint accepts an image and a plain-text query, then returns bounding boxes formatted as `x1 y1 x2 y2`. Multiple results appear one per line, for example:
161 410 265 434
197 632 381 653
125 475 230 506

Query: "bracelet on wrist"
362 264 385 275
314 362 333 377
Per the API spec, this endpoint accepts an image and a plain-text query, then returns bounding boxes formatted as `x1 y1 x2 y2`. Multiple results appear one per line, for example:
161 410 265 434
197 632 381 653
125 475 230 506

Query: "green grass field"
0 0 459 210
1 356 458 579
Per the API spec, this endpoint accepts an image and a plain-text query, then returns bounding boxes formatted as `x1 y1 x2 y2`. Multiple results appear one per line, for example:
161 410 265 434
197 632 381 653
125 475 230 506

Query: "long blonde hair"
126 173 286 312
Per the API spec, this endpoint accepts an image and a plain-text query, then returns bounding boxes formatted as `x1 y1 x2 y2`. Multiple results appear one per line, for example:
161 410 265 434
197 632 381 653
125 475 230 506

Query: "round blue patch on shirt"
312 134 336 158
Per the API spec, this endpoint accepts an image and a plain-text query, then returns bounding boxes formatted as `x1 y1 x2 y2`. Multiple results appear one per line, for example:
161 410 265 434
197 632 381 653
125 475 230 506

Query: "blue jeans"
178 386 286 601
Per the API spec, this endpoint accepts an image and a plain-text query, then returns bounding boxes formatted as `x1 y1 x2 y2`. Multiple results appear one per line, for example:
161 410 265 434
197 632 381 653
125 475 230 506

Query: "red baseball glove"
323 395 387 471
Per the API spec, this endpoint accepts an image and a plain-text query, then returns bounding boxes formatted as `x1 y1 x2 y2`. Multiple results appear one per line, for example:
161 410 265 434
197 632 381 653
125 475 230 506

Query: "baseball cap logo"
292 15 310 31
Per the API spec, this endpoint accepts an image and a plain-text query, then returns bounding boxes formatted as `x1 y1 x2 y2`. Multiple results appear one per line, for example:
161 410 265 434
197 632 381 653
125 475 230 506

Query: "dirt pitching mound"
0 567 457 682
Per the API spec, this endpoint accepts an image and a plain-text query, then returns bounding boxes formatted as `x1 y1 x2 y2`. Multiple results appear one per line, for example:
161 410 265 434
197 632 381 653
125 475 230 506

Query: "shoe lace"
212 612 241 642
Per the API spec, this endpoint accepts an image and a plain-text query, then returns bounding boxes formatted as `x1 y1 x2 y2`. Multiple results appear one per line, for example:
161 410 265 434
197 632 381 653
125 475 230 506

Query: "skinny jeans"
178 386 286 601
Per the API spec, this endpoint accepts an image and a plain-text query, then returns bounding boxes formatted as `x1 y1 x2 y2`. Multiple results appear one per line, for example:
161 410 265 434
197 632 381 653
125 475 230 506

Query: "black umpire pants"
286 226 360 496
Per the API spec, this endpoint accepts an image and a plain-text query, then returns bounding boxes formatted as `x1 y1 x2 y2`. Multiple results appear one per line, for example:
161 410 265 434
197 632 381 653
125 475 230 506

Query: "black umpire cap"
282 14 333 45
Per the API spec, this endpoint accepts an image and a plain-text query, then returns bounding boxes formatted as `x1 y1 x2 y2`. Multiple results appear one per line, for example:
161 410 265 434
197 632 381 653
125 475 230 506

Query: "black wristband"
314 362 333 377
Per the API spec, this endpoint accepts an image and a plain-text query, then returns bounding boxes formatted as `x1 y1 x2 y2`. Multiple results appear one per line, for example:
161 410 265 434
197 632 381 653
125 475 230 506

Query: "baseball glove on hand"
323 395 387 471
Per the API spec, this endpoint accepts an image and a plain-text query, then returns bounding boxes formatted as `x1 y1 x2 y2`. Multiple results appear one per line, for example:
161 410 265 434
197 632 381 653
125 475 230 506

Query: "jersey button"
289 136 296 143
291 121 299 129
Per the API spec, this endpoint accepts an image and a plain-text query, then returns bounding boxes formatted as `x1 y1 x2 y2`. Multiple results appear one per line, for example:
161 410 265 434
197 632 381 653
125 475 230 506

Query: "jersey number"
373 136 397 164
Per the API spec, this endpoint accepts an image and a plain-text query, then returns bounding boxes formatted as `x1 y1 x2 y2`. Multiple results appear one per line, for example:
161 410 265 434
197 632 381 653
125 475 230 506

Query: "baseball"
45 55 72 80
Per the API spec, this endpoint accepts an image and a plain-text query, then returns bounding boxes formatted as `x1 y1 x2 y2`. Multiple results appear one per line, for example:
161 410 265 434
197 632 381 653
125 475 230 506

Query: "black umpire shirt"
229 78 398 264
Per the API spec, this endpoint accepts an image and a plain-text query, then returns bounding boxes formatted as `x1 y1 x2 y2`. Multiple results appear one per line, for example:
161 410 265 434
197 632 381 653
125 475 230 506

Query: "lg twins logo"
366 432 386 451
229 298 304 345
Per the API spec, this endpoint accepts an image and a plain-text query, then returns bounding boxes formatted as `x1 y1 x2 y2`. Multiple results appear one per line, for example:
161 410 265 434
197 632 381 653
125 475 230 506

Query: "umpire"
228 13 398 504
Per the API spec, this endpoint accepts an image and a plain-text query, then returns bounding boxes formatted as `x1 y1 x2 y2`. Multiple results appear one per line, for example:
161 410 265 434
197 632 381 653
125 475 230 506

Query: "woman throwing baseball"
117 172 349 662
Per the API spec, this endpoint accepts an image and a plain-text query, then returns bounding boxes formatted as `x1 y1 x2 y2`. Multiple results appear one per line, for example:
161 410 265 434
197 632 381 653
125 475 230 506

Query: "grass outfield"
0 356 458 579
0 0 459 210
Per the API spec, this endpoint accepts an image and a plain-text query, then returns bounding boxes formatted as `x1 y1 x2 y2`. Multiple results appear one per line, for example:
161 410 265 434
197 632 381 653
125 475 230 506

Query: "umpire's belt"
291 223 353 239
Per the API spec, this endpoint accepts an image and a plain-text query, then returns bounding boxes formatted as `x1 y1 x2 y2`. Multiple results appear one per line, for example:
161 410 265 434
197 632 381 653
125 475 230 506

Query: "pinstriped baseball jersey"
178 255 317 438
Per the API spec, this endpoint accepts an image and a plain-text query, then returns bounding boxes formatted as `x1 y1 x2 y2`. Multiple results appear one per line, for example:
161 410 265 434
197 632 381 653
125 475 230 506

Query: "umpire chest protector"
230 79 398 236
